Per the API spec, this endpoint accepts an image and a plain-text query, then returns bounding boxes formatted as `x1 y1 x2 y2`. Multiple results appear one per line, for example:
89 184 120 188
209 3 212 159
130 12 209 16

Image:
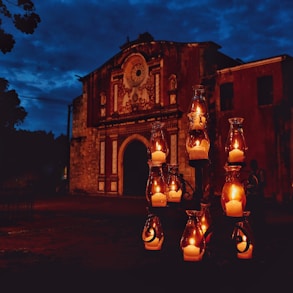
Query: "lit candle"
228 140 244 163
237 241 253 259
151 192 167 207
228 149 244 163
144 237 164 250
188 139 209 160
225 184 243 217
151 142 166 164
183 245 202 261
168 189 182 202
151 151 166 164
225 200 242 217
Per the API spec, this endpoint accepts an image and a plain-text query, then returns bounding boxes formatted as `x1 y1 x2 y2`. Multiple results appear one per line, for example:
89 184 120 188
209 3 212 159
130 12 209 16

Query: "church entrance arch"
119 135 149 196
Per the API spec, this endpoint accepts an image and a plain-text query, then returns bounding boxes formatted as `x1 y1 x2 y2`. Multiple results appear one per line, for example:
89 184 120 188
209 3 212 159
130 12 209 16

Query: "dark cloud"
0 0 292 137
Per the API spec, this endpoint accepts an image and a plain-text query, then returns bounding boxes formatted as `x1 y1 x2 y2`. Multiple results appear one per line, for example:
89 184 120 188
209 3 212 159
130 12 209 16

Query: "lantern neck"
224 165 241 182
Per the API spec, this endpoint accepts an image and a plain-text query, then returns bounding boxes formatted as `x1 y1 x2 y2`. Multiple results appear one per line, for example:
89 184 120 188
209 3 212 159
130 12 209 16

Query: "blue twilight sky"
0 0 293 137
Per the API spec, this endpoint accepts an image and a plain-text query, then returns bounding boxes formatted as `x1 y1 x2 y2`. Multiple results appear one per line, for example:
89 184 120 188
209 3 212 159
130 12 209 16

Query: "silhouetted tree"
0 0 41 54
0 78 27 132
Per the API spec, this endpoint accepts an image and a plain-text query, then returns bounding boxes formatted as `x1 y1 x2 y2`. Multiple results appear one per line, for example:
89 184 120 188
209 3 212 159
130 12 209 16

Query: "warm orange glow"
196 105 202 114
230 184 237 200
170 181 176 191
228 184 244 201
195 139 200 147
155 141 162 151
189 238 195 245
200 216 208 234
155 185 160 193
233 139 239 149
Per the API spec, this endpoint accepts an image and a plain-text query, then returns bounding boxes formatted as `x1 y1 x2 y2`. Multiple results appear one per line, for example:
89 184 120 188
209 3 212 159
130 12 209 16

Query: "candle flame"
233 139 239 149
155 185 160 193
231 184 237 200
196 106 202 114
195 140 200 147
189 238 195 245
156 141 162 151
170 181 176 191
201 215 208 234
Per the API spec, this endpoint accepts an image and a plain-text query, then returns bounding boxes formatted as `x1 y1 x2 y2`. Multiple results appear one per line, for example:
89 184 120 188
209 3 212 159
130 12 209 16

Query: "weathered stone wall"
70 37 292 201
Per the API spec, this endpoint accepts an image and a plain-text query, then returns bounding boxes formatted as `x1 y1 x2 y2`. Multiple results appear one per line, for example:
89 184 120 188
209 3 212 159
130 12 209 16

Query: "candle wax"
144 237 164 250
183 245 202 261
151 151 166 164
187 139 209 160
151 192 167 207
228 149 244 163
237 243 253 259
225 200 243 217
168 189 182 202
189 148 208 160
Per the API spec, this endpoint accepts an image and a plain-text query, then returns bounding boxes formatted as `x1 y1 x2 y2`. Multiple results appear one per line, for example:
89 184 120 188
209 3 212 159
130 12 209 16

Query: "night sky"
1 0 292 137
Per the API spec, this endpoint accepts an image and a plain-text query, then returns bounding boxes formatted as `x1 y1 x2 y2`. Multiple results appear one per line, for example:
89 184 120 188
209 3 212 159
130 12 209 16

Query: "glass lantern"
166 164 182 203
225 117 247 165
142 212 164 251
145 164 167 207
232 211 255 259
180 210 206 262
186 129 210 161
187 85 208 130
149 121 169 166
199 202 212 238
221 165 246 217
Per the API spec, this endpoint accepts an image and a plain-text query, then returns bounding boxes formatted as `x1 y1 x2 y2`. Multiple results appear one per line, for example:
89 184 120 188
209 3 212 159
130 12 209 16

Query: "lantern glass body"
180 210 206 262
199 202 212 237
149 121 169 165
186 129 210 161
225 117 247 165
166 164 182 203
187 85 208 130
232 211 255 259
142 213 164 251
221 165 246 217
145 165 167 207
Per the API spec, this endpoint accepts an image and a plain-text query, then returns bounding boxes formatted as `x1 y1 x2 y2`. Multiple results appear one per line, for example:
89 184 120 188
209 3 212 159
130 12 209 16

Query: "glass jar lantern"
186 85 209 161
187 85 208 131
186 129 210 161
146 164 167 207
225 117 247 165
166 164 182 203
180 210 206 261
149 121 169 166
142 212 164 251
232 211 255 259
221 165 246 217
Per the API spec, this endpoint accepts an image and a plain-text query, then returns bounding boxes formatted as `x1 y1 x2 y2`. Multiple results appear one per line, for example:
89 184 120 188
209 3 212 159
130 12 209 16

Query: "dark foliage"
0 0 41 54
0 130 69 197
0 77 27 131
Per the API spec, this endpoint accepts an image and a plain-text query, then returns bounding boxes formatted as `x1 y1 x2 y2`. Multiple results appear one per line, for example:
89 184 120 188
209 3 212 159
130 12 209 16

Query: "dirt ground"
0 195 292 292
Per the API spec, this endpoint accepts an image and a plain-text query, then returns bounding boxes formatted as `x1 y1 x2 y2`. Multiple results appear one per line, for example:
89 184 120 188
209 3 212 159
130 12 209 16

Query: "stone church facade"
69 33 293 202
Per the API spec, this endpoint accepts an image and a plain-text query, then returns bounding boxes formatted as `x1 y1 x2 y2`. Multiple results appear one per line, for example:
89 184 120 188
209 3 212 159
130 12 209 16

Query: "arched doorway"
123 140 149 196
